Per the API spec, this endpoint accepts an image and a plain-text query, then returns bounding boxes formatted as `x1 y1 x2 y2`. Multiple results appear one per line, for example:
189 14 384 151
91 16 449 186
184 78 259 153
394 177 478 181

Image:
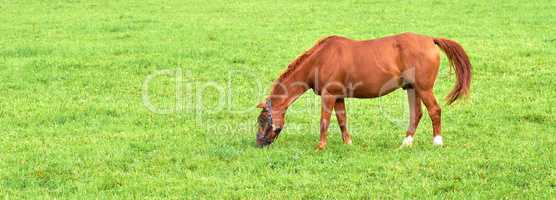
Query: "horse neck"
269 71 309 113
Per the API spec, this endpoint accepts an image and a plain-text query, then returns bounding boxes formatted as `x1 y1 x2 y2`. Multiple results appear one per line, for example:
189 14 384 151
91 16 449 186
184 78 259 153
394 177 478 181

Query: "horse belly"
348 81 400 98
346 71 402 98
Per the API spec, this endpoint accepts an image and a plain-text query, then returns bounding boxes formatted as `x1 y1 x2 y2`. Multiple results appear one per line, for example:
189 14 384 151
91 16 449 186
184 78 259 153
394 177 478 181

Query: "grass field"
1 0 555 199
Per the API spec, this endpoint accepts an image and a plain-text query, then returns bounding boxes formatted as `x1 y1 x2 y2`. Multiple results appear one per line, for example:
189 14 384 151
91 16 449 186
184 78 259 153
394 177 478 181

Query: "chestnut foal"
256 32 471 149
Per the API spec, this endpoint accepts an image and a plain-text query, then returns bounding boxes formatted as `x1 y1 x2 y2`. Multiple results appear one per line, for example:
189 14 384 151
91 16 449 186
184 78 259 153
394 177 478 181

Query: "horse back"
307 33 440 97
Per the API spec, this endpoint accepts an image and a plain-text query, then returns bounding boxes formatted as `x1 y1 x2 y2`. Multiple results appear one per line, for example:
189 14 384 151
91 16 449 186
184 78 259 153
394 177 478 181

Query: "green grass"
1 0 555 199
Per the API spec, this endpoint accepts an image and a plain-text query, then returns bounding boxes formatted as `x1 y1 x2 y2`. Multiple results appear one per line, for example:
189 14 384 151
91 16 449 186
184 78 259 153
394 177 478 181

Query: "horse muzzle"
256 133 272 147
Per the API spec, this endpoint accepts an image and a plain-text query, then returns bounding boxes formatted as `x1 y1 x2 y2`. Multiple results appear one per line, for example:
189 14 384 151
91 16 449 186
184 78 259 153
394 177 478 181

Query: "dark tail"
434 38 472 105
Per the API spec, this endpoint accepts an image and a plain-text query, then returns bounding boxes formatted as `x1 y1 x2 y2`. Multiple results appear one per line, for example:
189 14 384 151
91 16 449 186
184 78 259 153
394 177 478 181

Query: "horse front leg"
401 88 423 147
318 95 336 150
334 98 352 144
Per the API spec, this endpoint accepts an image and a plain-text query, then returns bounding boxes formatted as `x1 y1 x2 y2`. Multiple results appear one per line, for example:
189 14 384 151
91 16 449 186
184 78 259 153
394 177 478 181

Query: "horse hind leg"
417 89 443 146
401 88 423 147
410 53 442 146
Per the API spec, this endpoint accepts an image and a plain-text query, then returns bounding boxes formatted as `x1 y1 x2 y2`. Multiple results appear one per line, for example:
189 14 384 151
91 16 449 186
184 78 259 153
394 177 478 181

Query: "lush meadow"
1 0 555 198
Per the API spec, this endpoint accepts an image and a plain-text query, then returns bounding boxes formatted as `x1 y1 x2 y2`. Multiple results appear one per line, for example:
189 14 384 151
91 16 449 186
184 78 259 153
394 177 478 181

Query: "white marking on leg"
401 135 413 147
345 139 352 145
433 135 443 146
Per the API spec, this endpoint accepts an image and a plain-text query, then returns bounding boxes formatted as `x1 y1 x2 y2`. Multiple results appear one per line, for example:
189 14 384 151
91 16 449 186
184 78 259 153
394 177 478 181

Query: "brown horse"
256 32 471 149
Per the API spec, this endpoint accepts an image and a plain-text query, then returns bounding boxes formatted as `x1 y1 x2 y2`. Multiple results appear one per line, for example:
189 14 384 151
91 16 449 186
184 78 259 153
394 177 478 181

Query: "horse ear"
256 101 266 108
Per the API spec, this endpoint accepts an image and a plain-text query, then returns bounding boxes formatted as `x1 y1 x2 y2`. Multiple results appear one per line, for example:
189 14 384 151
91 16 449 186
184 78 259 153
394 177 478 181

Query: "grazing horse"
256 32 471 149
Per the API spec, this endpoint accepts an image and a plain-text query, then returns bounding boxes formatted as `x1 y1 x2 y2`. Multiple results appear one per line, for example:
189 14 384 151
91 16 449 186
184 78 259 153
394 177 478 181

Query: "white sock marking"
401 135 414 147
433 135 443 146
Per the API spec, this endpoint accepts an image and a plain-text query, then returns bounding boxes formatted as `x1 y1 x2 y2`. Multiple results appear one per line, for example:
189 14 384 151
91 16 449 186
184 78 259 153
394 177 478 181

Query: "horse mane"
275 36 334 83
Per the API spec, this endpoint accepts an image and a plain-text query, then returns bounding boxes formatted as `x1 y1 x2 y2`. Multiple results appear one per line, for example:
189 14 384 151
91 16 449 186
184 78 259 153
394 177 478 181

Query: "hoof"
343 138 353 145
316 143 327 151
433 135 443 146
400 136 414 148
